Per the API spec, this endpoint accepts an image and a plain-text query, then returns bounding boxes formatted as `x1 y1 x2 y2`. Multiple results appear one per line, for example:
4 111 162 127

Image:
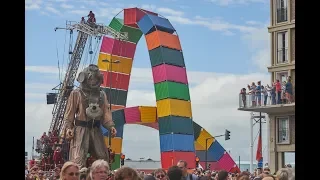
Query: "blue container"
159 134 195 152
101 124 124 138
207 140 225 161
137 14 175 35
195 150 216 162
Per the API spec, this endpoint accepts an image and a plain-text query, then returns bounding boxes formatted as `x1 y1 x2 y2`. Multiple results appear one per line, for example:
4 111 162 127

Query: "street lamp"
205 137 214 170
102 58 121 167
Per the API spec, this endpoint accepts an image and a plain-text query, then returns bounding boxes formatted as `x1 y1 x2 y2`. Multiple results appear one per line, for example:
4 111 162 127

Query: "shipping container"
218 152 236 172
158 116 193 135
199 162 220 171
137 14 175 35
154 81 190 101
112 38 137 59
101 71 131 91
156 99 192 118
139 106 157 123
124 8 158 28
196 129 215 150
100 36 115 54
161 151 196 169
111 105 125 111
112 109 126 127
149 47 185 67
195 150 216 162
102 88 128 106
194 141 205 151
111 154 121 170
193 122 202 141
101 125 124 138
104 137 123 154
141 122 159 130
145 30 182 51
152 64 188 84
98 53 133 75
159 134 195 152
207 140 225 161
109 17 144 44
109 17 124 32
124 106 141 124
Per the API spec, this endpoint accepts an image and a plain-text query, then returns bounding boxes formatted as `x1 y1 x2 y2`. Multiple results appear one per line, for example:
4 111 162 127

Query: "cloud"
25 65 273 162
45 6 61 16
209 0 267 6
25 0 42 10
61 3 74 9
157 7 184 16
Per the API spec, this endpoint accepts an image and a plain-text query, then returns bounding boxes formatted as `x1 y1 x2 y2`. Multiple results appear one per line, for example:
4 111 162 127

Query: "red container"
124 106 141 124
217 152 236 172
100 36 137 59
152 64 188 84
101 70 130 91
161 151 196 169
100 36 114 54
124 8 158 28
199 162 221 171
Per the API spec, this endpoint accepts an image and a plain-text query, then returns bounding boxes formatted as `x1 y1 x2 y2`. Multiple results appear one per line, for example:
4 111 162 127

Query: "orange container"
97 53 133 75
111 105 125 111
145 30 182 51
104 137 123 154
196 129 215 150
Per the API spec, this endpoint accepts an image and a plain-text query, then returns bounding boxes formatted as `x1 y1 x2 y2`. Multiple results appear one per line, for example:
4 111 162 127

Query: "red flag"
256 131 262 161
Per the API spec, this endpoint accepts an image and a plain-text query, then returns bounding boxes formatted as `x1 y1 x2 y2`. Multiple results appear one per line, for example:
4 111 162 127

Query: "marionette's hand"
110 127 117 137
66 128 74 140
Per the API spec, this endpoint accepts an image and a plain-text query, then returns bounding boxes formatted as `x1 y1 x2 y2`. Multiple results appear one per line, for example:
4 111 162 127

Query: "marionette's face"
77 64 103 89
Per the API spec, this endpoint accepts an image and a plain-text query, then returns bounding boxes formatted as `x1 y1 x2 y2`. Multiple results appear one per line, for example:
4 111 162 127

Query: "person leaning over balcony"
256 81 262 106
240 88 247 107
285 78 293 104
275 80 282 104
247 82 256 107
261 86 268 106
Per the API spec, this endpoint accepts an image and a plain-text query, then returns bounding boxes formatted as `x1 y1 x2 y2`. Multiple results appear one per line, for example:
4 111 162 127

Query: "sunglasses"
156 174 165 178
68 172 80 176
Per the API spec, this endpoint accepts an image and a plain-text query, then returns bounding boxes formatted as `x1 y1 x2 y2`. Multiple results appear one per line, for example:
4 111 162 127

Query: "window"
277 31 288 64
276 71 288 83
277 0 288 23
277 117 290 143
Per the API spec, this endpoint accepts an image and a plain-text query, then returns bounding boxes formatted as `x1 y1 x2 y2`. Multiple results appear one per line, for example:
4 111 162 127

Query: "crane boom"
49 21 128 134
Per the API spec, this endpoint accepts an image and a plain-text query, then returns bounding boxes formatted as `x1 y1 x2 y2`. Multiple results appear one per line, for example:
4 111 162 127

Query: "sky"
25 0 294 163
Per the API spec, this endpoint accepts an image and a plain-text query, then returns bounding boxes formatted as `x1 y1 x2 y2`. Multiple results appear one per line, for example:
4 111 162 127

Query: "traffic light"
225 129 230 140
195 156 200 168
120 154 125 166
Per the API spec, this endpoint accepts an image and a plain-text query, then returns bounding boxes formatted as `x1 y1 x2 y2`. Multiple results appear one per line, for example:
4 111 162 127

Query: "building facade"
238 0 295 173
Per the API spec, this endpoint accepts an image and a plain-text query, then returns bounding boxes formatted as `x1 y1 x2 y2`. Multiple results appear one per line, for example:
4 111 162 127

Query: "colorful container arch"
96 7 240 172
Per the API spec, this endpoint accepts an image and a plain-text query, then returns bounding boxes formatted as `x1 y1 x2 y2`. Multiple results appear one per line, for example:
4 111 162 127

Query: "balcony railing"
277 48 288 64
277 8 288 23
239 93 295 108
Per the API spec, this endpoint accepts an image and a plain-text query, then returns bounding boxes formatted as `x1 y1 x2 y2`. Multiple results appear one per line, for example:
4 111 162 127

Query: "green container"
111 154 120 170
149 47 185 67
154 81 190 101
158 116 194 135
109 18 143 44
109 18 124 32
120 25 143 44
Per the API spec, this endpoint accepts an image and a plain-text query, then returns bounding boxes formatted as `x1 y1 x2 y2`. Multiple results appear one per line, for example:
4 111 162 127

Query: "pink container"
218 152 236 172
152 64 188 84
100 36 114 54
112 40 137 59
124 106 141 124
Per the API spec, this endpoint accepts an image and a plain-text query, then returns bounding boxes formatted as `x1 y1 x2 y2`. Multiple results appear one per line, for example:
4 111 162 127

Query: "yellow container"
139 106 157 123
104 137 123 154
194 141 206 151
156 99 192 118
97 53 133 74
196 128 215 150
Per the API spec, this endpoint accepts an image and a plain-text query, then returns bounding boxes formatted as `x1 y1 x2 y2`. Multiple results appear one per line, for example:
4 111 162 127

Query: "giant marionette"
63 64 117 168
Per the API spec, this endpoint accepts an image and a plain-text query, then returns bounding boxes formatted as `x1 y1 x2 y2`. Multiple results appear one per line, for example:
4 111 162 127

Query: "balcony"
277 8 288 23
238 93 295 114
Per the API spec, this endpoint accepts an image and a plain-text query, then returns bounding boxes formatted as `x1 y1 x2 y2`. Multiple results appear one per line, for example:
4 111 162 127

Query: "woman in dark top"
285 79 293 103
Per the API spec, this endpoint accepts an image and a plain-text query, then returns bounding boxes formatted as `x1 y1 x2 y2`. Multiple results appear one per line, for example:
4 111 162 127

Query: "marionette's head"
77 64 103 90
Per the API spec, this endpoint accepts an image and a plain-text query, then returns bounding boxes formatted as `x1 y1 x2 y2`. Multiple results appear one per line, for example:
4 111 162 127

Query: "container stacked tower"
96 8 240 172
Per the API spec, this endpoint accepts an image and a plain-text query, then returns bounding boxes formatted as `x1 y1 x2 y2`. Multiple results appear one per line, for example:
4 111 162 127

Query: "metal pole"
32 137 34 159
239 155 241 171
205 138 208 170
250 112 253 173
266 114 270 166
259 112 262 167
108 57 112 148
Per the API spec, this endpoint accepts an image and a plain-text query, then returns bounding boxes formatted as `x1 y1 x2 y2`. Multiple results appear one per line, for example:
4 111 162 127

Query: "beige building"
238 0 295 173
